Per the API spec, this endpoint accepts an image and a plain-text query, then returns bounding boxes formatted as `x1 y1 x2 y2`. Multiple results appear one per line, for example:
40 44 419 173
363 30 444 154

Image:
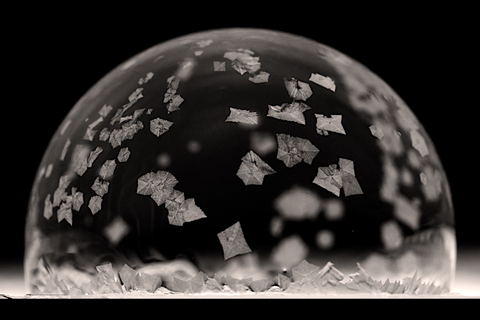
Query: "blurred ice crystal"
410 129 429 157
197 39 213 48
138 72 154 85
103 217 130 246
369 124 385 140
271 235 308 269
315 229 335 250
273 185 321 220
25 28 455 297
250 131 276 156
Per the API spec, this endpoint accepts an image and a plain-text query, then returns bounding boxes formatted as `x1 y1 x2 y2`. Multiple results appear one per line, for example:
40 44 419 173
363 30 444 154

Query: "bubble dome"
25 28 455 296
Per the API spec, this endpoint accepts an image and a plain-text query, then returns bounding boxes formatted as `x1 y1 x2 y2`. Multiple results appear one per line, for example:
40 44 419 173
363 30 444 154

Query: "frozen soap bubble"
25 28 455 296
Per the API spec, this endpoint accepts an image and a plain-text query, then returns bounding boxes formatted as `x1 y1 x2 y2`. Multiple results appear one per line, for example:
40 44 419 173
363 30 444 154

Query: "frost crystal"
291 259 320 282
236 150 276 185
110 108 124 126
110 88 144 126
338 158 363 196
99 159 117 179
223 49 261 75
284 77 313 101
70 144 89 176
53 175 71 207
128 88 144 102
166 197 207 226
309 73 336 92
121 120 144 140
108 129 123 149
87 146 103 168
57 198 73 226
151 186 175 206
83 127 97 141
109 121 144 148
213 61 226 72
313 158 363 197
217 221 252 260
43 194 53 220
117 147 131 163
88 195 103 215
267 102 311 125
88 117 104 130
276 133 319 167
150 118 173 137
71 188 84 212
225 107 258 125
99 128 110 141
91 177 110 197
98 104 113 118
165 189 185 212
137 170 179 197
248 71 270 83
164 76 183 113
315 114 346 136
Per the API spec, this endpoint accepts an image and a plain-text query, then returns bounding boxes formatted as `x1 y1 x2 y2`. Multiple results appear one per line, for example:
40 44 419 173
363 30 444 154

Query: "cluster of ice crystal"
33 260 448 296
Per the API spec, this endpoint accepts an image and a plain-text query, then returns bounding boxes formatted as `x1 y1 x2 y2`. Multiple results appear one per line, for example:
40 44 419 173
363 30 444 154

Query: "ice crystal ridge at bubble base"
25 28 455 296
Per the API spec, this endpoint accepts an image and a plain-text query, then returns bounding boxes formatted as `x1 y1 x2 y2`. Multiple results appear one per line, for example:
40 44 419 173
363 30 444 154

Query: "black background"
3 6 476 265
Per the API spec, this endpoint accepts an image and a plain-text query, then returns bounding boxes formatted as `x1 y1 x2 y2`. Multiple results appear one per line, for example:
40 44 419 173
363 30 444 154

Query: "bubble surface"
25 28 455 296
